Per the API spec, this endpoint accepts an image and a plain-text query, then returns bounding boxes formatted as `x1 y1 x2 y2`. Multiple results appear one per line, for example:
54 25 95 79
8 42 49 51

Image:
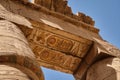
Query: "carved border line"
22 20 93 58
27 28 91 58
30 42 81 74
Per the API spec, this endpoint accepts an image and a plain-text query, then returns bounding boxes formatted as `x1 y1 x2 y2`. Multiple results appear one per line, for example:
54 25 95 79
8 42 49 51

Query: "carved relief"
31 44 81 73
47 35 73 52
28 28 91 58
40 49 81 71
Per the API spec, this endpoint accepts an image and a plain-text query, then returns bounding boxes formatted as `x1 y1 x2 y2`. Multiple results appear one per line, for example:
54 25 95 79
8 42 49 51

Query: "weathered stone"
64 6 73 16
74 40 120 80
34 0 42 5
0 0 120 80
36 0 52 9
0 0 99 34
0 1 32 28
29 41 81 73
0 65 30 80
94 38 120 57
26 26 92 58
0 20 44 80
34 0 95 25
53 0 67 13
76 12 95 26
87 58 120 80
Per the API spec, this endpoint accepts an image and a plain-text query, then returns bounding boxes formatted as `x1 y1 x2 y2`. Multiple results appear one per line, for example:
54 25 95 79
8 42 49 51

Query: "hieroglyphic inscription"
39 49 81 71
28 28 91 58
47 35 73 52
31 43 81 73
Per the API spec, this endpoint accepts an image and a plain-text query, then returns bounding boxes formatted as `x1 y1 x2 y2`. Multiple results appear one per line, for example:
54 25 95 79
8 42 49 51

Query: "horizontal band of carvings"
7 0 99 33
30 20 92 45
0 54 44 80
25 22 92 58
30 42 81 74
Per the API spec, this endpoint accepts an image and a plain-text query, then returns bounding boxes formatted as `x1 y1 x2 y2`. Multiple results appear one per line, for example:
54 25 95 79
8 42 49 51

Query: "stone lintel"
30 42 81 74
19 20 93 58
1 0 120 80
18 21 93 74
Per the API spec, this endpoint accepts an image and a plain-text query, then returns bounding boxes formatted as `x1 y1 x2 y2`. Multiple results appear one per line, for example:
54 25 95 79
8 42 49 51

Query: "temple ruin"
0 0 120 80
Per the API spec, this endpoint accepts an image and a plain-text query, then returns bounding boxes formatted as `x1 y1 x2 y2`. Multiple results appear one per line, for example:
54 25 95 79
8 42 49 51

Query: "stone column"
86 57 120 80
0 20 44 80
0 65 30 80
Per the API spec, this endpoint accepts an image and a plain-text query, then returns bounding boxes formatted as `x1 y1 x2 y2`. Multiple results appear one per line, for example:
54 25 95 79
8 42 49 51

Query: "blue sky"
68 0 120 49
41 0 120 80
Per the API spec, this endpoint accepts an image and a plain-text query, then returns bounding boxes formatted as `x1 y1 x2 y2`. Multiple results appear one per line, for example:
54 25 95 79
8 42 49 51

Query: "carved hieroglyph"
32 44 81 73
16 19 93 74
27 28 91 58
26 24 92 73
0 0 120 80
